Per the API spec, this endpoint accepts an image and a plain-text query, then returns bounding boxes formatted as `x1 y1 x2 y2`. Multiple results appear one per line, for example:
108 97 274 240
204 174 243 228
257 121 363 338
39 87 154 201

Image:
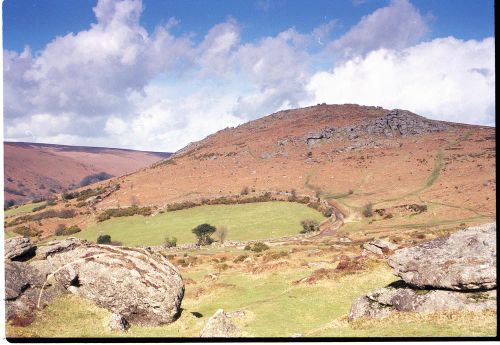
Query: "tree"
192 223 216 245
215 226 228 243
97 234 111 244
300 219 320 233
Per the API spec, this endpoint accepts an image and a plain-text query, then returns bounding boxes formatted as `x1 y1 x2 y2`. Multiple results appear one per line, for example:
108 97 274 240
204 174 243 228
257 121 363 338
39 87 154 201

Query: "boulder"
200 309 240 338
5 261 44 300
388 223 496 290
35 239 185 326
5 260 66 323
109 313 130 332
5 236 36 261
349 284 496 321
35 238 83 259
362 239 398 256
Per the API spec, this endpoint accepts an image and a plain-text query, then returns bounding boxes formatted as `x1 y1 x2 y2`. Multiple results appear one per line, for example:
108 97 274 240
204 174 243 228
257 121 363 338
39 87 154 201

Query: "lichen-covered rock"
36 239 185 326
348 284 496 321
35 238 83 259
5 261 44 300
200 309 240 338
5 260 66 323
362 239 398 256
5 236 36 261
109 313 130 332
388 223 496 290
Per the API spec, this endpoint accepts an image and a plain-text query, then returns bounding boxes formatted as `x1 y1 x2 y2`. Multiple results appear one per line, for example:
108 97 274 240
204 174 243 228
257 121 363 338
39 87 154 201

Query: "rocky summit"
5 237 184 327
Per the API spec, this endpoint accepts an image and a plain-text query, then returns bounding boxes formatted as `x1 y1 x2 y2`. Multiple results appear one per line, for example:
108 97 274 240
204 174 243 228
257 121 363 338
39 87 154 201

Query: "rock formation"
5 236 36 261
362 239 398 256
388 223 496 290
200 309 240 338
5 238 184 327
349 223 497 321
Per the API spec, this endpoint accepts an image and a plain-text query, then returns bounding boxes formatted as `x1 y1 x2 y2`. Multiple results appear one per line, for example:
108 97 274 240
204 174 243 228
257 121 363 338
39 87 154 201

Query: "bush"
97 205 153 222
32 204 47 212
192 223 216 245
13 225 39 237
322 208 333 217
97 234 111 244
76 201 87 208
233 254 248 263
240 186 249 195
246 242 269 252
362 202 373 217
164 236 178 248
4 199 16 210
300 219 320 234
79 172 113 187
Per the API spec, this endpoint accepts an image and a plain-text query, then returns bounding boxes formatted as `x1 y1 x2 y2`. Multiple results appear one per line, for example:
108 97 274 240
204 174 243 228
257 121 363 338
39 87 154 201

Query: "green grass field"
4 202 45 218
7 258 495 338
76 202 325 246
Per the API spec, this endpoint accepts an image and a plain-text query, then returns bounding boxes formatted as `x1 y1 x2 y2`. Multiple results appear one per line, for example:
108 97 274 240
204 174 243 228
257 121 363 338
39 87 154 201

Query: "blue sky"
4 0 494 53
2 0 495 151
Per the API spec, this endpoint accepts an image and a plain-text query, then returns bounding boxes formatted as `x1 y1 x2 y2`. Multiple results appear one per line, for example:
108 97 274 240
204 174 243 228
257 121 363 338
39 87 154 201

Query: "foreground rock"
349 223 497 321
200 309 240 338
5 236 36 261
388 223 496 290
349 284 496 320
5 238 184 327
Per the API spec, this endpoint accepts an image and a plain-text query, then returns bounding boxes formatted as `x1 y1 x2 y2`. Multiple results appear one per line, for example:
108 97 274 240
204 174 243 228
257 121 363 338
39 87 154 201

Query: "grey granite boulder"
388 223 496 290
362 239 398 256
349 284 496 321
200 309 240 338
5 236 36 261
37 239 185 326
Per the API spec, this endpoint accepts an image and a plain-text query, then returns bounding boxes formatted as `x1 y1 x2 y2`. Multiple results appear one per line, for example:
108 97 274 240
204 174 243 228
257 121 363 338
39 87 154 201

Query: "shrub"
323 208 333 217
249 242 269 252
192 223 216 245
32 204 47 212
47 199 57 206
97 234 111 244
97 205 153 222
13 225 39 237
233 254 248 263
300 219 320 234
362 202 373 217
240 186 249 195
164 236 178 248
76 201 87 208
79 172 113 187
244 244 252 251
4 199 15 210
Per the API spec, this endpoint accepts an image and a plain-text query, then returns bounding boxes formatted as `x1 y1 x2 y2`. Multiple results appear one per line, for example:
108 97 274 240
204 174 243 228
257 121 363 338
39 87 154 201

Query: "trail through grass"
76 202 325 246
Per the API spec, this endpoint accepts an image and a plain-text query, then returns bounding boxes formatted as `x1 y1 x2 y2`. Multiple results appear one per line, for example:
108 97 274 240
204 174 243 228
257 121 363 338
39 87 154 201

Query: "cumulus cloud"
331 0 429 58
304 37 495 125
3 0 495 152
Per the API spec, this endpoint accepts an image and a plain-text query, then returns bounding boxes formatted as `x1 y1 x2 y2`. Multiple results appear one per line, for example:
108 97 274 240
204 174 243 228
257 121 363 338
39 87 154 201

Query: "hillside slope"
5 104 496 238
4 142 170 205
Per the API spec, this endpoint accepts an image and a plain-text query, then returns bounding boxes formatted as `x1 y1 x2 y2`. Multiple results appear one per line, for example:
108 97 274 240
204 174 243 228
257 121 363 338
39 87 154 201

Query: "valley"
4 104 496 338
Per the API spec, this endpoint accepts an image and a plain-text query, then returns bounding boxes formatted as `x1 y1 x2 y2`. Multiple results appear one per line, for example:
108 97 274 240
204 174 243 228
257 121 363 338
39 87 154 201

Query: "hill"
3 142 171 205
4 104 496 240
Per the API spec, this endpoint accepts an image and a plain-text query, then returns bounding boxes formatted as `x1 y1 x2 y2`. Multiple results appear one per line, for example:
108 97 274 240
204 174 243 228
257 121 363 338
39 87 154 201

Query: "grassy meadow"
7 243 496 338
75 201 325 246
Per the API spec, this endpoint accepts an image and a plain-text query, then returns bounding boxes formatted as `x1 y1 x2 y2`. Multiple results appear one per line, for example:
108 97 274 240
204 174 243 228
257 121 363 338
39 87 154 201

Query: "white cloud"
3 0 495 153
304 37 495 126
331 0 429 58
